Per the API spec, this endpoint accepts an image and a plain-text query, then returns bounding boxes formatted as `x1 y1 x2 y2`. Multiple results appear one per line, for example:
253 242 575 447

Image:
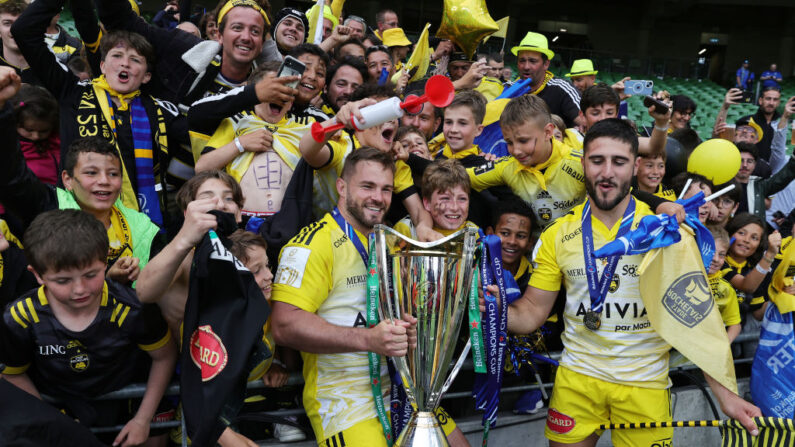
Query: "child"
636 151 676 200
0 209 176 445
466 94 585 229
670 172 714 223
196 61 308 217
435 89 486 164
395 125 431 160
13 84 60 185
394 159 478 238
550 114 566 143
489 199 534 291
707 226 742 342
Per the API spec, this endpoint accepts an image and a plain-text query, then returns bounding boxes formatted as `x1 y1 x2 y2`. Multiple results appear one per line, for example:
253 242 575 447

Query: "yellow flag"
770 236 795 313
405 23 431 83
484 16 509 43
330 0 345 20
638 225 738 394
305 0 326 44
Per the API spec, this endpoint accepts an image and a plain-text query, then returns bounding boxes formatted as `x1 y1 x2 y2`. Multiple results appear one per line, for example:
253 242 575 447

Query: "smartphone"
624 80 653 96
643 95 669 115
277 56 306 89
740 90 754 104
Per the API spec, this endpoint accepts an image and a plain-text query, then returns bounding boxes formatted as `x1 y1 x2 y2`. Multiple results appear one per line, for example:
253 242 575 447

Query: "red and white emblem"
189 325 228 381
546 408 576 434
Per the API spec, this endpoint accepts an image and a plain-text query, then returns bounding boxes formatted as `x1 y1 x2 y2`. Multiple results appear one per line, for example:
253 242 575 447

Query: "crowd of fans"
0 0 793 445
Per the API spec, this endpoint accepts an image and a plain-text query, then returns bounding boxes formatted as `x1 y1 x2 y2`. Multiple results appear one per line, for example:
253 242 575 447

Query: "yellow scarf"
441 144 480 160
92 75 141 112
725 255 747 273
107 206 134 265
516 138 563 191
529 71 555 96
771 236 795 313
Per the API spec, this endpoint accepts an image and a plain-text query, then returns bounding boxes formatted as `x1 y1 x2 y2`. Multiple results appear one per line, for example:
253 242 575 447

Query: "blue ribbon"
331 207 368 266
473 234 509 434
582 198 635 315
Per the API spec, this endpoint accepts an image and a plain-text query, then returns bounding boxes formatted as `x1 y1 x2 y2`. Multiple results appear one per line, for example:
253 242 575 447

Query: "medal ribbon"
473 234 510 446
581 198 635 316
331 208 393 445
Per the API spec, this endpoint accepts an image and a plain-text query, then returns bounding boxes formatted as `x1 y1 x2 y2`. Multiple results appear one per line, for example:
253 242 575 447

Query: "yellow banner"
638 225 738 394
484 16 509 42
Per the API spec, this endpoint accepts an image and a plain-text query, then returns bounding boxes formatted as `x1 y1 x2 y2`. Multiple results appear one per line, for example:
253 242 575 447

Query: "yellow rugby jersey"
529 200 671 388
708 272 742 327
653 184 677 201
563 128 583 150
271 214 389 440
467 138 585 228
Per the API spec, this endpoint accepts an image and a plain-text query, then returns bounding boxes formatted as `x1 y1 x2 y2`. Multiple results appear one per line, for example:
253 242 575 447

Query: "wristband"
234 137 245 153
756 263 771 274
271 359 287 369
654 123 669 132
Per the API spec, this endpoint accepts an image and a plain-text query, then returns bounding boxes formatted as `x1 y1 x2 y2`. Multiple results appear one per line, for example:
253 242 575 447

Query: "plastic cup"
719 124 736 141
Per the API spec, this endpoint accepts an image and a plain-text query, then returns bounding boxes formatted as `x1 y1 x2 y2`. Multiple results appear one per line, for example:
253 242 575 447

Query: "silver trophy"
373 225 479 447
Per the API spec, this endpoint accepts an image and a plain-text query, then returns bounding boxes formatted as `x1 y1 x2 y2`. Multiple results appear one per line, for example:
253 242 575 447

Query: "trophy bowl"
373 225 479 447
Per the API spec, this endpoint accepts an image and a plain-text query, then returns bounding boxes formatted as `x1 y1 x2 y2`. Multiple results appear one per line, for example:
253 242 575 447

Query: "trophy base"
395 411 449 447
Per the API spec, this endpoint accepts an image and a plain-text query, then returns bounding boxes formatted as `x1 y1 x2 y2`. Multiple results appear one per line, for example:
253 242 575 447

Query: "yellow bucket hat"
511 31 554 60
565 59 598 77
382 28 412 47
306 4 339 30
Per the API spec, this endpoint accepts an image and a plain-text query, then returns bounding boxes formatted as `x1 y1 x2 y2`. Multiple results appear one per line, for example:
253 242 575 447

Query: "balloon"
436 0 499 59
686 139 741 185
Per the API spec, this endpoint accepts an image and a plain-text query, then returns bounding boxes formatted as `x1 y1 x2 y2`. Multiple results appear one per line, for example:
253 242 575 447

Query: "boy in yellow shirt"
708 226 742 342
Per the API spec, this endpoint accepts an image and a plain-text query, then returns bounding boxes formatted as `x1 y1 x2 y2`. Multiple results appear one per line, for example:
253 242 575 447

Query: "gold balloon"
436 0 499 59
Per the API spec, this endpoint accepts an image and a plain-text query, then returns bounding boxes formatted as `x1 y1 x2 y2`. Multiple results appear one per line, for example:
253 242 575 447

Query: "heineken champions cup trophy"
373 225 479 447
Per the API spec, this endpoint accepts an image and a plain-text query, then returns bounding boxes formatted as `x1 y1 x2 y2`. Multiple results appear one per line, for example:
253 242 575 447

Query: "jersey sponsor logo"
333 235 348 248
546 408 575 434
662 272 713 328
190 325 229 381
353 312 368 328
346 274 367 288
608 274 620 293
576 301 647 319
651 438 673 447
561 164 584 182
560 228 581 244
565 267 586 278
210 238 249 271
275 247 311 288
537 190 552 199
553 199 578 210
473 161 496 175
621 264 638 277
538 207 552 222
38 344 66 355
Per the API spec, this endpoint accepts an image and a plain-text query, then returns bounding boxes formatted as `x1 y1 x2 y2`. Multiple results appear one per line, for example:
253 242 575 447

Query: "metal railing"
77 331 762 438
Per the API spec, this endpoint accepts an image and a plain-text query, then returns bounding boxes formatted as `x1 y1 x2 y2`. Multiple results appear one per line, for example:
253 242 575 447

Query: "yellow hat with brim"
511 31 554 60
382 28 412 47
307 4 339 30
565 59 598 77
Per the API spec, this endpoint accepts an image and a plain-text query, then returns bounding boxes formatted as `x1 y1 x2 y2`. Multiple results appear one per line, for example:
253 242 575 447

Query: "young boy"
466 94 585 229
708 226 742 342
636 152 676 200
0 209 176 446
393 159 478 238
435 90 486 163
195 61 310 217
671 172 714 223
489 199 534 292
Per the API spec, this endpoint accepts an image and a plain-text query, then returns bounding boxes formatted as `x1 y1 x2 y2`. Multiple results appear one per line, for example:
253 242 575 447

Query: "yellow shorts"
320 407 457 447
545 366 673 447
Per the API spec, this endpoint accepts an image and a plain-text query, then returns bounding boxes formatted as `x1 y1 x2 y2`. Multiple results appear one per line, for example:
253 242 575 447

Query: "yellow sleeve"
324 137 353 175
466 157 512 192
271 225 333 313
393 219 413 238
718 281 742 327
394 160 416 197
196 118 236 162
527 225 563 292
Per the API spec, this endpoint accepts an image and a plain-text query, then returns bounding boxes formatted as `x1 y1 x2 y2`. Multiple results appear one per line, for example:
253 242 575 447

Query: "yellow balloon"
686 139 741 185
436 0 499 59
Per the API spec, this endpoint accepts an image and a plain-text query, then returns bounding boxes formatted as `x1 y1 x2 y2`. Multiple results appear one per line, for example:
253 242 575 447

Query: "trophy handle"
434 340 471 409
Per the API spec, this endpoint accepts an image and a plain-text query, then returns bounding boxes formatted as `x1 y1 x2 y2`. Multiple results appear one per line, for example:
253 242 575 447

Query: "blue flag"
593 192 715 271
751 302 795 418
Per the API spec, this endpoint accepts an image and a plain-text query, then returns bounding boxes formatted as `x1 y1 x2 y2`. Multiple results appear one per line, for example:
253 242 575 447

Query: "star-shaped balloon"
436 0 499 59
